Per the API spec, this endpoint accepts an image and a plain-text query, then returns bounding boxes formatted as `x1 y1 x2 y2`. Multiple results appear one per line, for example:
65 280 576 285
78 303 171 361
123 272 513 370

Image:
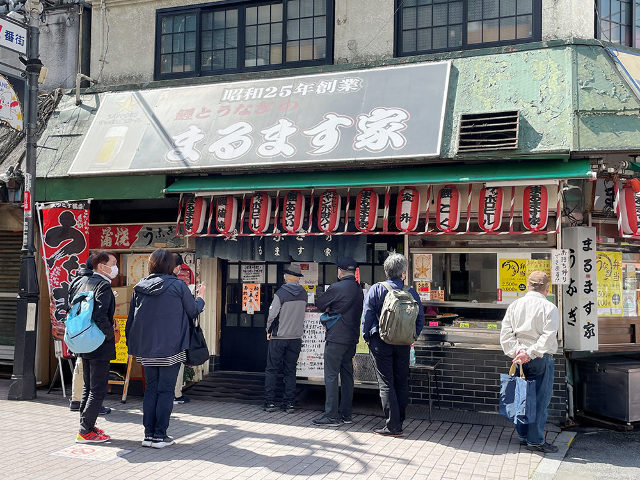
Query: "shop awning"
165 159 594 194
36 175 167 202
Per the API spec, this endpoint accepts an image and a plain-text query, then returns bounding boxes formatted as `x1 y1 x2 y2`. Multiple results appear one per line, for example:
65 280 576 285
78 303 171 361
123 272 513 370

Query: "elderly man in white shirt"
500 271 559 454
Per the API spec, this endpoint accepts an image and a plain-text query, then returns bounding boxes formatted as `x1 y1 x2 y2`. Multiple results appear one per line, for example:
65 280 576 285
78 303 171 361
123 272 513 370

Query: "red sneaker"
92 426 105 435
76 430 110 443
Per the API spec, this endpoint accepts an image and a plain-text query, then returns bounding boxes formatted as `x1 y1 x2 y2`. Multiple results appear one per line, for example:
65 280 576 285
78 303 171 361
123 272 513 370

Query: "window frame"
154 0 334 81
595 0 640 48
394 0 543 57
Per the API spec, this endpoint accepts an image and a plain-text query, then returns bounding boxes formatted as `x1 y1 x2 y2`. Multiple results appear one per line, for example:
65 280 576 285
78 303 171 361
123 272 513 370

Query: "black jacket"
68 271 116 360
126 274 204 358
315 275 364 345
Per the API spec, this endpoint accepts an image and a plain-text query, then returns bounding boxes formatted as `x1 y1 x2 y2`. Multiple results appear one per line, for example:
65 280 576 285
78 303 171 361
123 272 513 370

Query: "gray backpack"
378 282 420 345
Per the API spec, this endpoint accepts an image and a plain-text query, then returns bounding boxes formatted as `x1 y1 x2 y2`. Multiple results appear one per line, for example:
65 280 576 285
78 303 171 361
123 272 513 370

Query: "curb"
531 431 577 480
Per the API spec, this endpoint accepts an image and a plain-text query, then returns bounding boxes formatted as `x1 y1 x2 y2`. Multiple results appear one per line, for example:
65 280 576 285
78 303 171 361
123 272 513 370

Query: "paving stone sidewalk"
0 380 560 480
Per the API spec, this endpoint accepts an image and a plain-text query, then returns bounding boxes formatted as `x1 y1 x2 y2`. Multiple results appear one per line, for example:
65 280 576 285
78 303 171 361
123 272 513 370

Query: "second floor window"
396 0 541 56
596 1 640 47
156 0 332 79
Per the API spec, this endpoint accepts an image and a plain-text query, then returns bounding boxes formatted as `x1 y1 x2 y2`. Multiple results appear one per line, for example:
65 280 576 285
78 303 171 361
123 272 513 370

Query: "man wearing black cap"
264 264 307 413
312 257 364 426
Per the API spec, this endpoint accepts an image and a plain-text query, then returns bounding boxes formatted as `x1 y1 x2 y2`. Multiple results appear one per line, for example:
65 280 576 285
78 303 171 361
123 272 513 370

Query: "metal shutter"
0 231 21 361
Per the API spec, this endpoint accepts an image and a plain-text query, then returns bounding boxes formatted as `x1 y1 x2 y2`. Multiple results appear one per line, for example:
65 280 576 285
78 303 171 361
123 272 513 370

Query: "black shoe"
312 415 340 426
151 436 175 449
99 406 111 415
283 403 295 414
373 427 403 437
264 402 278 412
526 442 558 453
69 401 81 412
341 416 353 424
173 395 190 405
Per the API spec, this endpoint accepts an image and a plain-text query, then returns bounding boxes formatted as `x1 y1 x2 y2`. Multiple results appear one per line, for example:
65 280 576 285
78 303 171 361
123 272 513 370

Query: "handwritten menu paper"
296 311 325 378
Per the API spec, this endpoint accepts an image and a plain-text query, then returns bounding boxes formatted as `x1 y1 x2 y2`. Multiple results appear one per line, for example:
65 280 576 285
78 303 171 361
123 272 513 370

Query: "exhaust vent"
458 111 519 153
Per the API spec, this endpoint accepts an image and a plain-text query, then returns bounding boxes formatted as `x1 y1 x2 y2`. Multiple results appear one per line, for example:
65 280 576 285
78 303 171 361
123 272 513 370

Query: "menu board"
296 311 325 378
111 315 129 364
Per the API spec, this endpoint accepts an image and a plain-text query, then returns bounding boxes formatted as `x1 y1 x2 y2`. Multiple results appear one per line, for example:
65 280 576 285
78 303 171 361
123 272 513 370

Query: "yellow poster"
526 259 552 283
499 258 529 293
597 251 623 316
111 315 129 364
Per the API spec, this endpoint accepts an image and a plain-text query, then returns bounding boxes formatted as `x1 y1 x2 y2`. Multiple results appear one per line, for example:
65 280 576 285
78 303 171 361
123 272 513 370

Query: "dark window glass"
596 1 639 47
397 0 541 56
156 1 331 79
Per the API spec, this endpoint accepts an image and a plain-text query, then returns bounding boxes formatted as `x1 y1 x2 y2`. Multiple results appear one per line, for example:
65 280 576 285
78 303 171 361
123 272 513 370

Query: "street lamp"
4 0 43 400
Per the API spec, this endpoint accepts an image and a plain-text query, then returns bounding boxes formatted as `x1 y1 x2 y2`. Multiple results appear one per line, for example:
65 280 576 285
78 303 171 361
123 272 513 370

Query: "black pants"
324 341 356 420
264 338 302 405
79 357 110 434
369 334 410 433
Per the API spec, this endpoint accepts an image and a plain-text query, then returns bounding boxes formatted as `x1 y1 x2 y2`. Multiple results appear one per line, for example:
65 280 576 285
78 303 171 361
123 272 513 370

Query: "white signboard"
0 18 26 54
292 262 318 286
551 249 570 285
241 263 265 283
0 74 22 130
296 311 325 378
562 227 598 350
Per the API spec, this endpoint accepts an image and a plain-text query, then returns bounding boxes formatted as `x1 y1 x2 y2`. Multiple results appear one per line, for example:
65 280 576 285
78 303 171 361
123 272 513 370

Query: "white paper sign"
292 262 318 286
551 249 570 285
241 263 265 283
296 311 325 378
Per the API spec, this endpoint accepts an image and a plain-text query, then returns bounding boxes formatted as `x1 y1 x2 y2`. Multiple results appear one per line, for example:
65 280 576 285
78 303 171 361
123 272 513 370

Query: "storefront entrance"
219 243 397 373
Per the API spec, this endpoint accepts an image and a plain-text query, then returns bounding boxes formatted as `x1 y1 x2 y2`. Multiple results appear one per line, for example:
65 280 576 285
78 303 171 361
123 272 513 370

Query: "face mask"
105 265 118 279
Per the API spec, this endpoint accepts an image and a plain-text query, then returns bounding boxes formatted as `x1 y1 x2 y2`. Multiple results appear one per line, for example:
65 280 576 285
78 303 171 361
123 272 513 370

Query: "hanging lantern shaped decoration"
317 189 341 234
281 191 306 233
248 192 272 234
436 185 461 232
478 186 504 232
522 185 548 232
215 195 238 235
395 186 421 232
355 188 379 233
619 182 640 235
183 196 209 235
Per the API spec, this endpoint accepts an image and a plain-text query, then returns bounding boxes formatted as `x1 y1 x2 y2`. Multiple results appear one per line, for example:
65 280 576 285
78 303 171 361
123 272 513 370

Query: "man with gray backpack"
362 253 425 436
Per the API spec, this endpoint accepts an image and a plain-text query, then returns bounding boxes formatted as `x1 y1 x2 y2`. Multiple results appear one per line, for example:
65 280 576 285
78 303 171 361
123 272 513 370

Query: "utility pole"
8 0 42 400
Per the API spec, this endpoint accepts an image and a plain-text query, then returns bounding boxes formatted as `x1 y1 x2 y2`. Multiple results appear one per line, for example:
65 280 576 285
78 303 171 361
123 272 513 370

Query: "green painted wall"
36 175 167 202
441 47 574 158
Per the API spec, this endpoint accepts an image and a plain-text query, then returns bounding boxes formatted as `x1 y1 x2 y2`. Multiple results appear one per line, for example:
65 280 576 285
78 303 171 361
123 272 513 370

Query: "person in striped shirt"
127 249 205 448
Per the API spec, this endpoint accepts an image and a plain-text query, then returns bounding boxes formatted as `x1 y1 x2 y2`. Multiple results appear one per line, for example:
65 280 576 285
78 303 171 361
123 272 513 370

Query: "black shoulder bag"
186 316 209 366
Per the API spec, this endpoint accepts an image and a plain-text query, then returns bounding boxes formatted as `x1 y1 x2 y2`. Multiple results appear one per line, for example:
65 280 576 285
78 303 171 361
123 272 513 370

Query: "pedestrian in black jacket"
126 249 205 449
68 251 119 443
312 257 364 426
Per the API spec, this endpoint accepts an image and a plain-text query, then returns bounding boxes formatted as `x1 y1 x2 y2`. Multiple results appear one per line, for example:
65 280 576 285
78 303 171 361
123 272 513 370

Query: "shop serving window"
596 0 640 47
156 0 333 79
395 0 542 56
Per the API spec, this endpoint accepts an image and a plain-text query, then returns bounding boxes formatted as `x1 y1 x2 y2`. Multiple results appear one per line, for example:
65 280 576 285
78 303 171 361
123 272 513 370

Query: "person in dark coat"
312 257 364 426
68 251 119 443
126 249 205 449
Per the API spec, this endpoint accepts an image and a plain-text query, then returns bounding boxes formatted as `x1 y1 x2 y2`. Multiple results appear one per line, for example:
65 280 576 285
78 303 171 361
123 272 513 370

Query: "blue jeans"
324 341 356 420
143 363 181 439
515 354 555 446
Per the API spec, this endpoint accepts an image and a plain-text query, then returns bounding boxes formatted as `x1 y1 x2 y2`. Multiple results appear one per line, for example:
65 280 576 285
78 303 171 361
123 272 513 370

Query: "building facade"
19 0 640 424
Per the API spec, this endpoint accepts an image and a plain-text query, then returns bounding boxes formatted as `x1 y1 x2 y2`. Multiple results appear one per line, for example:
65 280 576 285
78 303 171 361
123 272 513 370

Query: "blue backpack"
63 291 105 353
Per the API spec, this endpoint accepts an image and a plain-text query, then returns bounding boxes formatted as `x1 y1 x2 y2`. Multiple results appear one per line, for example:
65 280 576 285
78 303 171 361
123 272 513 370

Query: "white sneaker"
151 436 175 449
141 437 153 447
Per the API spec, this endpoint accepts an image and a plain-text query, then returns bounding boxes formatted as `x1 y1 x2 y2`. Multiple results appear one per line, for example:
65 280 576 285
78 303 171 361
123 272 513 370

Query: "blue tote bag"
499 363 537 424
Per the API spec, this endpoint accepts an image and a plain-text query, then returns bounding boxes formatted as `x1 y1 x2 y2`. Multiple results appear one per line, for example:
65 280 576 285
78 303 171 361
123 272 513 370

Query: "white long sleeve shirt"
500 291 559 359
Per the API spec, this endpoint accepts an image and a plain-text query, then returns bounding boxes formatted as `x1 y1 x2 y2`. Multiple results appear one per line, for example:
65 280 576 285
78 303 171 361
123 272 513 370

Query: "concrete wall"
89 0 214 86
542 0 594 41
334 0 394 64
0 5 85 91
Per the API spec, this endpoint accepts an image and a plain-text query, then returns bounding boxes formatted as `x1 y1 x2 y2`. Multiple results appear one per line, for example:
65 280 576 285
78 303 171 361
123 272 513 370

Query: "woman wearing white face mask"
68 251 119 444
